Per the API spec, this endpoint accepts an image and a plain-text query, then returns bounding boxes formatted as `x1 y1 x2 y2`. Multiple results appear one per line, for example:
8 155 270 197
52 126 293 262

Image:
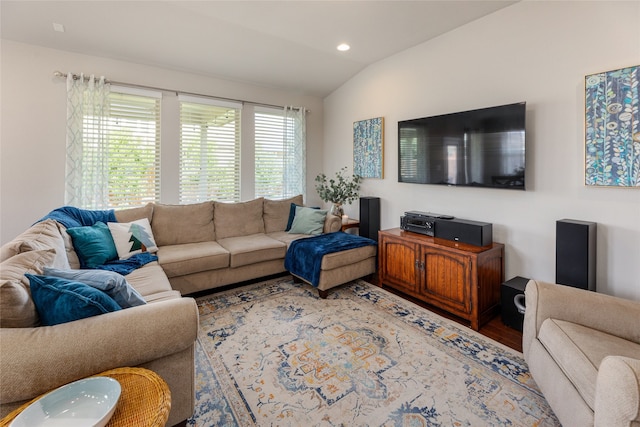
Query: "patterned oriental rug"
188 276 560 426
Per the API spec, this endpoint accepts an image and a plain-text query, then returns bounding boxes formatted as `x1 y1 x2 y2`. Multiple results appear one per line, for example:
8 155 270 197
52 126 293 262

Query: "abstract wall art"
353 117 384 179
585 65 639 187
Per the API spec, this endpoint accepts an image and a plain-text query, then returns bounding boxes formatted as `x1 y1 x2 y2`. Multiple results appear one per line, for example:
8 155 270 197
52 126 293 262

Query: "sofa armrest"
323 213 341 233
594 356 640 427
523 280 640 357
0 297 198 404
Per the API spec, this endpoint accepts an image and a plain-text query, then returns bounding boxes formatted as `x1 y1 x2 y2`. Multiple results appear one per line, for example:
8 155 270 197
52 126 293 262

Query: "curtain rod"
52 71 308 112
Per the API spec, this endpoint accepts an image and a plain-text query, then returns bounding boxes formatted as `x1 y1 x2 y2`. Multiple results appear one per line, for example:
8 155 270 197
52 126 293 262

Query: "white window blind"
179 96 241 203
103 88 161 209
255 106 304 199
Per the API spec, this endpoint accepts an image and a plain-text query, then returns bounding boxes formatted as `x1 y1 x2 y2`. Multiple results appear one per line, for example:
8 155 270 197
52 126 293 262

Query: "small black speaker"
359 197 380 242
435 218 492 246
556 219 596 291
501 276 529 331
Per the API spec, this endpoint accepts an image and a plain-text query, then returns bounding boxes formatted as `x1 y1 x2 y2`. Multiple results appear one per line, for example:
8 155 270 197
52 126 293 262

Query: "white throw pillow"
107 218 158 260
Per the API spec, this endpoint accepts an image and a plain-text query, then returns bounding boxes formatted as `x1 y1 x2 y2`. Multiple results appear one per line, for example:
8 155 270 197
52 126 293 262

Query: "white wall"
324 1 640 300
1 40 325 243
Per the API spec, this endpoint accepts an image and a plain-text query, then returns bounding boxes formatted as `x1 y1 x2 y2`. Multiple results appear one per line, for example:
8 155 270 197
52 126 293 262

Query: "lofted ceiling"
1 1 517 97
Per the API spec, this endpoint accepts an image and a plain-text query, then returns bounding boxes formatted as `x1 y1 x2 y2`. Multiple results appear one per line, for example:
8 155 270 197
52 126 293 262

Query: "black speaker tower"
556 219 596 291
359 197 380 242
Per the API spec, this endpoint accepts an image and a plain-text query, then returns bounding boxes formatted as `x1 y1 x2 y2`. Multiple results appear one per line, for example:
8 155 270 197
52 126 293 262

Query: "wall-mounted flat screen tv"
398 102 526 190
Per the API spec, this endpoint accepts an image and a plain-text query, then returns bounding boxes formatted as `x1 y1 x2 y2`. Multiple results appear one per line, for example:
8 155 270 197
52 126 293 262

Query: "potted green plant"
314 166 363 217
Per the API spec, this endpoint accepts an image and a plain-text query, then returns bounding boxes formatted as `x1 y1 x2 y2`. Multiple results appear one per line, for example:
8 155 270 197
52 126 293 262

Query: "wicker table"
0 367 171 427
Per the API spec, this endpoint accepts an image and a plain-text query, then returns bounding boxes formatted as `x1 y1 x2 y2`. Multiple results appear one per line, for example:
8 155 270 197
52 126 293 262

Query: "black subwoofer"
556 219 596 291
359 197 380 242
501 276 529 332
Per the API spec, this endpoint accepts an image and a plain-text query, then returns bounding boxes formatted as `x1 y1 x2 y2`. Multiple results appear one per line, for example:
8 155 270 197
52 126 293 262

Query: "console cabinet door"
420 247 471 315
379 234 420 295
378 228 504 331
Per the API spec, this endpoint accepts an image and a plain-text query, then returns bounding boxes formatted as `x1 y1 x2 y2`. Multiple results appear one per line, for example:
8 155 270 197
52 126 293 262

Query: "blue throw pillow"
26 274 121 326
286 203 320 231
66 222 118 268
43 267 146 309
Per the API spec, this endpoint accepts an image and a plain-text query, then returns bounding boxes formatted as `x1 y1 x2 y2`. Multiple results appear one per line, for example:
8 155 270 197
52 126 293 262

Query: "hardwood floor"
372 278 523 352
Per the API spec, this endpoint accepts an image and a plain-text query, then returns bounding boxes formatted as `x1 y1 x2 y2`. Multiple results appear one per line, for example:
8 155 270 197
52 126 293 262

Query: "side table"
341 218 360 232
0 367 171 427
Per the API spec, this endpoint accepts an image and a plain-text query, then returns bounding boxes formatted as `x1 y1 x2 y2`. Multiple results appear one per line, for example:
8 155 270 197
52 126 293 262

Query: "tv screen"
398 102 526 190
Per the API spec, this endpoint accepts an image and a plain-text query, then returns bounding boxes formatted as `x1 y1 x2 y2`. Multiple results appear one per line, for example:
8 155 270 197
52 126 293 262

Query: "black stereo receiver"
400 211 452 236
401 211 492 246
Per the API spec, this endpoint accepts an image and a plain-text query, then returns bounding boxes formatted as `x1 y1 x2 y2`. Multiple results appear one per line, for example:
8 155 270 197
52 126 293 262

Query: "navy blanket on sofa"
38 206 116 229
38 206 156 275
284 231 376 287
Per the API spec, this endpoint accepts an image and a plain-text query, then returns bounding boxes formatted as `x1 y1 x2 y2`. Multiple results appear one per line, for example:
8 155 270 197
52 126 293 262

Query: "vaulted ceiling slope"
1 1 517 97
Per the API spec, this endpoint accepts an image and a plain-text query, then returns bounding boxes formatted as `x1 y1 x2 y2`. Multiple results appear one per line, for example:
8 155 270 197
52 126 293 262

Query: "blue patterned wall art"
354 117 384 179
585 65 640 187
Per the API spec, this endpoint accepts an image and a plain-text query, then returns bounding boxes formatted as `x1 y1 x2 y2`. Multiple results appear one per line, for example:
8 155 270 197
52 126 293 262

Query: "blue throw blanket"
38 206 156 275
97 252 158 275
38 206 116 229
284 232 376 287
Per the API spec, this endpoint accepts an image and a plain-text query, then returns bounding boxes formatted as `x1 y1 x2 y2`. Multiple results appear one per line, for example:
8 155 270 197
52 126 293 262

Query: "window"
106 89 161 208
179 96 241 203
66 79 306 207
254 106 306 200
65 82 161 210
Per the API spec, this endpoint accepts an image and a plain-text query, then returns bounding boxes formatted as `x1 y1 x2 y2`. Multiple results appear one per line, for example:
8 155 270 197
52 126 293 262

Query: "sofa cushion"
289 206 328 235
538 318 640 410
143 290 183 303
66 222 118 268
217 234 286 268
58 225 81 269
267 231 313 247
151 201 215 246
263 195 303 233
124 261 174 298
321 245 378 270
8 219 70 270
0 249 56 328
157 242 230 278
108 218 159 260
0 240 21 263
43 267 146 309
214 198 265 239
114 203 154 223
26 274 121 326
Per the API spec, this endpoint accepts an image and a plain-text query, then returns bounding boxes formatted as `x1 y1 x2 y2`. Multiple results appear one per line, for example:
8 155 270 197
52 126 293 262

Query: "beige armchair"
522 280 640 427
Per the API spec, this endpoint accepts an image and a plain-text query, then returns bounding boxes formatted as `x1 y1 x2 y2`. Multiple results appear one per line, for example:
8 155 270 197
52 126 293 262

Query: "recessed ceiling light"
337 43 350 52
53 23 65 33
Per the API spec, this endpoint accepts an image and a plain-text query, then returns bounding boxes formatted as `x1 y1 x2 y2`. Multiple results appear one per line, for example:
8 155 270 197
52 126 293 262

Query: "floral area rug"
188 276 559 426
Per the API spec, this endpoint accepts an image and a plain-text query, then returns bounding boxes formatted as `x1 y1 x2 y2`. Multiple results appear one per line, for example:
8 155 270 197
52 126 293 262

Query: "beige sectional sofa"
0 195 362 426
523 280 640 427
151 196 342 295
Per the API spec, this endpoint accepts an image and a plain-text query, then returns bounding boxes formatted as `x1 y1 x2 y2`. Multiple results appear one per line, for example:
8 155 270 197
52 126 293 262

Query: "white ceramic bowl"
10 376 121 427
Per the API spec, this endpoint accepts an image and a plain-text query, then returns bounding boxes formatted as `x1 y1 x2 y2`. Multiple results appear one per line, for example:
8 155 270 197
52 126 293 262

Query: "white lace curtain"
65 73 110 208
283 106 307 199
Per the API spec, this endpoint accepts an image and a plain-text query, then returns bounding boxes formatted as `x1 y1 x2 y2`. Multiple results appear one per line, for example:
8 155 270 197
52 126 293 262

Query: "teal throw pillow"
26 274 121 326
288 206 328 235
43 267 146 309
66 222 118 268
